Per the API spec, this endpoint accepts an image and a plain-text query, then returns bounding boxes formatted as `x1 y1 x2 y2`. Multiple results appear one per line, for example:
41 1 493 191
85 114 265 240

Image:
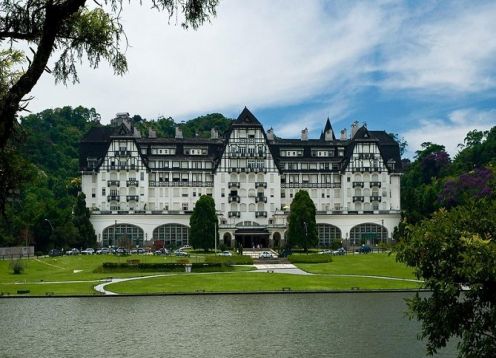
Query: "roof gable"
232 107 262 127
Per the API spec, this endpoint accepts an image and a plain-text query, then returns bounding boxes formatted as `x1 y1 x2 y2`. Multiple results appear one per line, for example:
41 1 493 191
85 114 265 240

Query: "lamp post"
44 219 54 250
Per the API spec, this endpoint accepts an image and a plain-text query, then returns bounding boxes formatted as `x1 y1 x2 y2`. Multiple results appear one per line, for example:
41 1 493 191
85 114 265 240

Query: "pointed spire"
323 117 335 141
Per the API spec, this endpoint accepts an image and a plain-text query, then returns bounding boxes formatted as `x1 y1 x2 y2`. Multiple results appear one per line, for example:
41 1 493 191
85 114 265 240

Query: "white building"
80 108 402 248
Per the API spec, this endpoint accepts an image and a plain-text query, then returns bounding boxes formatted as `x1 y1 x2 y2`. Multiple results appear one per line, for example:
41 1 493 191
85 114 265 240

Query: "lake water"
0 293 456 357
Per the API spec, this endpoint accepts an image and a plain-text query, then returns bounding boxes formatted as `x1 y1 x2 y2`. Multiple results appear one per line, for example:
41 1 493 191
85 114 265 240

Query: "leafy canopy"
396 200 496 357
287 190 318 252
0 0 219 148
189 195 218 251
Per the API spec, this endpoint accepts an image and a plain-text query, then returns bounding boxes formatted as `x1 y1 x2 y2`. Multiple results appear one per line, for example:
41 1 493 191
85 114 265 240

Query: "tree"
389 132 408 157
395 200 496 357
189 195 217 251
0 0 219 148
72 192 96 248
287 190 317 252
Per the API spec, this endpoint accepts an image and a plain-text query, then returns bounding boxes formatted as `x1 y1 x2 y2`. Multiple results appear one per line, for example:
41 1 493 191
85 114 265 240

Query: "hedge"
287 254 333 264
95 262 230 273
205 255 253 265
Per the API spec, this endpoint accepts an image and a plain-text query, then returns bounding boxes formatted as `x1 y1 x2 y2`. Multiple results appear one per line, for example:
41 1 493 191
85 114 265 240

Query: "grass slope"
108 272 421 294
0 253 420 296
295 253 416 279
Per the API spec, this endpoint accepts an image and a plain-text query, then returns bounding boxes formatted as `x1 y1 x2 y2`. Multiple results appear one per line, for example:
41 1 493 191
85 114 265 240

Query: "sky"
27 0 496 158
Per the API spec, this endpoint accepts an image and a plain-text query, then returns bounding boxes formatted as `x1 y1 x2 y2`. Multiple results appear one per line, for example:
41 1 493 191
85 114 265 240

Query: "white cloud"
380 2 496 93
402 108 496 157
25 1 394 122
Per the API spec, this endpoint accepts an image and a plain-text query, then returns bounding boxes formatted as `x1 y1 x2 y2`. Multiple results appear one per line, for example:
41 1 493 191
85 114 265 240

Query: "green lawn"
108 272 422 294
0 253 421 296
0 282 99 296
295 253 417 279
0 254 208 283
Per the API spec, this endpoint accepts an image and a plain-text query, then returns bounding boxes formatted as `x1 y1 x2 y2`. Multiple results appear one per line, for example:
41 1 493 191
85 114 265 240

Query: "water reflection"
0 293 455 357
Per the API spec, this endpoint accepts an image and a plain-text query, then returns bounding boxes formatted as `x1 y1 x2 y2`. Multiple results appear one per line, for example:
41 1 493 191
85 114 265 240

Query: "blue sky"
28 0 496 158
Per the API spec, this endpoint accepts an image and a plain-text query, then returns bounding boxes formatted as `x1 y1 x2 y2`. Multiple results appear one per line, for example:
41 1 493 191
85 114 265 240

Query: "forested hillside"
400 128 496 226
0 107 232 251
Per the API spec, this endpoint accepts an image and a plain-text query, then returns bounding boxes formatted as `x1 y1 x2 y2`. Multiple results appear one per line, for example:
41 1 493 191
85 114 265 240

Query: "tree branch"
0 0 87 148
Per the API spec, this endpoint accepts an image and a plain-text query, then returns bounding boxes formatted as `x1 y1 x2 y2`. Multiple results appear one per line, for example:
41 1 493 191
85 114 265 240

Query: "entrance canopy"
235 228 269 236
235 228 269 248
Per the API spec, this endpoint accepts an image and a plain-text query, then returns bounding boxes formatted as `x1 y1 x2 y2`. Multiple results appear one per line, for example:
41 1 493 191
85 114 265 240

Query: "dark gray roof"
79 110 402 173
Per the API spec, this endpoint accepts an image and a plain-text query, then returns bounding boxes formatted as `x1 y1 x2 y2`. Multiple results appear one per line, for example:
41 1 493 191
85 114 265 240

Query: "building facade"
80 108 402 249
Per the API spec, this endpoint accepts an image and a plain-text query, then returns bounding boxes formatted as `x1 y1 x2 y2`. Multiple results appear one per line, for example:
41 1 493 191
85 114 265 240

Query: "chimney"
210 128 218 139
175 126 183 139
324 129 333 141
301 128 308 141
267 128 274 140
351 121 360 138
340 128 347 140
148 128 157 138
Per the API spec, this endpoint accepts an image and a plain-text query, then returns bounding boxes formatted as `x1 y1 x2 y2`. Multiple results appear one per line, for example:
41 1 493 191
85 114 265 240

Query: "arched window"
103 224 144 247
350 223 387 245
317 224 341 247
153 224 189 247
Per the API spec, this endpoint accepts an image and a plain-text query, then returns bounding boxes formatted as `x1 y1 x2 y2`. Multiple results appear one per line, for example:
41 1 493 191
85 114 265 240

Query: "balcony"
281 183 341 189
228 195 240 203
107 180 120 187
370 181 381 188
370 196 382 202
114 150 130 157
358 153 374 159
255 211 267 218
126 180 139 187
255 195 267 203
255 182 267 188
228 211 241 218
228 182 240 189
126 195 139 202
352 182 364 188
352 196 364 202
107 195 120 202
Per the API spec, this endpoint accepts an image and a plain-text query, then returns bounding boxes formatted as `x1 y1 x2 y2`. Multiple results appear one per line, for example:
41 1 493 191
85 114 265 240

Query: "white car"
81 248 95 255
218 251 233 256
66 248 80 255
259 251 273 259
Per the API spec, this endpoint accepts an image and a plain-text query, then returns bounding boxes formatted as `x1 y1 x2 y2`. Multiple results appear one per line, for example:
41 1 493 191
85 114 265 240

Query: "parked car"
179 245 192 250
259 251 273 259
81 248 95 255
332 248 346 255
318 249 333 255
218 251 233 256
48 249 62 257
137 248 146 254
115 247 128 255
96 248 110 255
356 245 372 254
154 248 170 255
66 248 80 255
175 250 190 257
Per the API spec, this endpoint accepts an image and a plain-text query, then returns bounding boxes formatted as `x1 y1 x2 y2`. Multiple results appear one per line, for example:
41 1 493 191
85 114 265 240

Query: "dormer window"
87 158 97 169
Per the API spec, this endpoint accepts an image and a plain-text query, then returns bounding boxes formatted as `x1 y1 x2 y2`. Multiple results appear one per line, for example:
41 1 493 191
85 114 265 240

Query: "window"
153 224 189 247
317 224 342 246
103 224 144 247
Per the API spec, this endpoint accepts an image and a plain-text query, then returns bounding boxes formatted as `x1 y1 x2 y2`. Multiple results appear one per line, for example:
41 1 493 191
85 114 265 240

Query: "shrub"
205 255 253 265
10 260 24 274
95 262 227 273
288 254 333 264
